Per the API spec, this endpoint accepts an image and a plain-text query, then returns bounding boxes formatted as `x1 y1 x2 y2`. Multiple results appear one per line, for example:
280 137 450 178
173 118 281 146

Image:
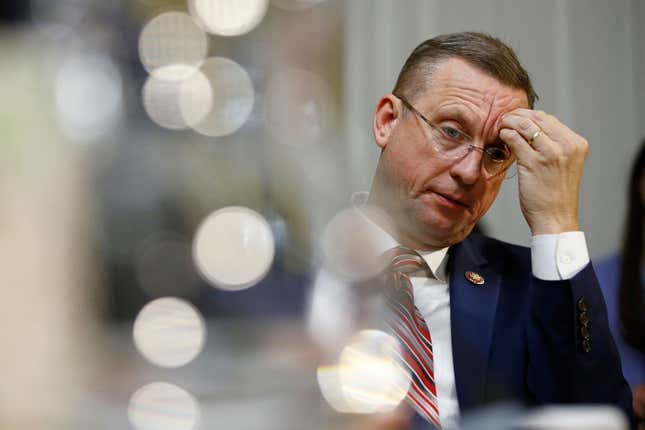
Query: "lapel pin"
465 271 485 286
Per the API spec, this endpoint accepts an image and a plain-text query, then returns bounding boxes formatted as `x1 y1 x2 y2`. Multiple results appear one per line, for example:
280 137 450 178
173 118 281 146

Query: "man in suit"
309 32 634 428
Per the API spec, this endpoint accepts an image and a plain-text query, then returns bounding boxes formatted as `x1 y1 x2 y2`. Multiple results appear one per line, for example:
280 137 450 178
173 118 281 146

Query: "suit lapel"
448 236 501 411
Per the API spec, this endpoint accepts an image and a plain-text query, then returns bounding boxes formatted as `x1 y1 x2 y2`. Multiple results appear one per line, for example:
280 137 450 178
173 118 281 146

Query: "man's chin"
410 220 473 249
429 231 469 248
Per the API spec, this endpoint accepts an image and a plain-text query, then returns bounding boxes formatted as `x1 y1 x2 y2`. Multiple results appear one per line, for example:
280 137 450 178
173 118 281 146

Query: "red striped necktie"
383 246 441 428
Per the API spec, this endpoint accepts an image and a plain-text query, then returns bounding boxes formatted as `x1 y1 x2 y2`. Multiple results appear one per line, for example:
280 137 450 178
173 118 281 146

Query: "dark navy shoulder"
462 232 531 272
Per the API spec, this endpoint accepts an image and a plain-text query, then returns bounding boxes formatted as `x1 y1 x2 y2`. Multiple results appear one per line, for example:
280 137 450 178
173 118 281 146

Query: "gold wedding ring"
528 130 543 145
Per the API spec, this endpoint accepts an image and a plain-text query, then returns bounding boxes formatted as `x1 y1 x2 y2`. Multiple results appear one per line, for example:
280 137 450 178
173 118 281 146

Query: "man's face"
373 57 529 249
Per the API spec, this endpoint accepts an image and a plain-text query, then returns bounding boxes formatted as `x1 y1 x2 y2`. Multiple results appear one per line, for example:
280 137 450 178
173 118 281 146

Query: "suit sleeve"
527 263 635 425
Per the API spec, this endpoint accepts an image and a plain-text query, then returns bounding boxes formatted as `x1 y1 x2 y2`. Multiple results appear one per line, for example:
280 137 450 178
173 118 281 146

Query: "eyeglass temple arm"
393 93 474 141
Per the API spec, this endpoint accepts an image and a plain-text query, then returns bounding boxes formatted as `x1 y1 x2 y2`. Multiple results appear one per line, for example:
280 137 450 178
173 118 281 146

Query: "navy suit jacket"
444 233 634 423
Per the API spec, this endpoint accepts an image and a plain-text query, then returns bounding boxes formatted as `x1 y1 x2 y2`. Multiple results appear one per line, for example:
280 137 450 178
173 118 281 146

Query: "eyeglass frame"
392 93 516 179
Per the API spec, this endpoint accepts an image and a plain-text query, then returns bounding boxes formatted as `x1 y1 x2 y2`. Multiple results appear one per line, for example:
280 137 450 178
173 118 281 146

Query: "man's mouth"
431 191 470 209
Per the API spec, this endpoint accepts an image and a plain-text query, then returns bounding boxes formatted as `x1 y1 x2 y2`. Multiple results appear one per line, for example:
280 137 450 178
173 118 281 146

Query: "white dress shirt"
308 204 590 428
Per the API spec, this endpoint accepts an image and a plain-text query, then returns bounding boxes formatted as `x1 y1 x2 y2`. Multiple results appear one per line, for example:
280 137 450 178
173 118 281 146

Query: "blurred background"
0 0 643 429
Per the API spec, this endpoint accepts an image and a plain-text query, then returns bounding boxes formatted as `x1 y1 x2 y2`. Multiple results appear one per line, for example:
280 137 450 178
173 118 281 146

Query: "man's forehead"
421 57 529 119
431 93 527 124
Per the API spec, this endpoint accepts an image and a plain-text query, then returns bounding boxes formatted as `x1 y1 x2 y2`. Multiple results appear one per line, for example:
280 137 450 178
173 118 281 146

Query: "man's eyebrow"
432 105 479 127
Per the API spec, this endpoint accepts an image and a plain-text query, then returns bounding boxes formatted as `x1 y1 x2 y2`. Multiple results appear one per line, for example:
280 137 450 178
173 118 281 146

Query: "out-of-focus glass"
192 206 275 291
317 330 410 414
320 206 393 281
138 11 208 79
264 67 335 146
143 65 212 130
188 0 268 36
128 382 200 430
133 297 206 368
518 405 628 430
184 57 255 137
55 53 123 141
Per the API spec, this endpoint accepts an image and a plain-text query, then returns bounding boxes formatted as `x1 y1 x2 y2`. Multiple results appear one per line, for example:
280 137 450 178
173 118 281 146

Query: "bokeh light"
192 206 274 291
143 65 212 130
138 11 208 79
55 53 123 141
189 0 269 36
133 297 206 368
271 0 327 11
316 365 354 413
264 67 335 146
317 330 410 414
321 206 393 281
128 382 200 430
183 57 255 137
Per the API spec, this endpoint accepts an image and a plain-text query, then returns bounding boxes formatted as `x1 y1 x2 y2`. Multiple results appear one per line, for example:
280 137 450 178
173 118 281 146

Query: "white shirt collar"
353 195 450 282
418 247 449 282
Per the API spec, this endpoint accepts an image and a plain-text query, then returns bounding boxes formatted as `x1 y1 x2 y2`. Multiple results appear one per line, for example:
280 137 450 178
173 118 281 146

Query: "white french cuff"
531 231 590 281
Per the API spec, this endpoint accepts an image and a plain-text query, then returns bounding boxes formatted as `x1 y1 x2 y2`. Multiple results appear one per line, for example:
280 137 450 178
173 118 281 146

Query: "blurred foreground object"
0 29 102 428
517 405 628 430
317 329 410 414
456 403 628 430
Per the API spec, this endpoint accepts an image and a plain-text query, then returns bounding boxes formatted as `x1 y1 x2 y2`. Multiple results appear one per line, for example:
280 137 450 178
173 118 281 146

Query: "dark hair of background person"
618 139 645 352
393 31 538 109
0 2 30 23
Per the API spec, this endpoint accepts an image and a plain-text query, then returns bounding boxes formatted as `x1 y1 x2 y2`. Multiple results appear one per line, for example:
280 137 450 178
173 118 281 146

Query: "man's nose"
449 146 484 186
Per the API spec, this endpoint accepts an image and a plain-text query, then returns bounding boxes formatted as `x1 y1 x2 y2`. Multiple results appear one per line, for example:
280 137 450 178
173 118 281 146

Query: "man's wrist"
529 220 580 235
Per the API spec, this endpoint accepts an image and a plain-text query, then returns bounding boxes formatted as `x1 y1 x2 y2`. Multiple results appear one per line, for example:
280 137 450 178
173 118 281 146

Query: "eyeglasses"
393 93 515 179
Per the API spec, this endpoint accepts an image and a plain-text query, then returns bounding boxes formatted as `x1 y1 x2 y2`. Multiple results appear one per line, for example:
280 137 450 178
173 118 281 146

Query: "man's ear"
373 94 401 149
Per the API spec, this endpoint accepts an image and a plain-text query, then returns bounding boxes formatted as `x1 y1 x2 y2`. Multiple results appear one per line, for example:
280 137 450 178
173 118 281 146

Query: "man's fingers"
499 128 533 162
499 113 550 152
504 109 579 144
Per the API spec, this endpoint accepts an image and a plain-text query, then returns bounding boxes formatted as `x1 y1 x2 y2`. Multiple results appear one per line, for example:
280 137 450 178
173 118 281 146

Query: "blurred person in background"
595 140 645 429
310 32 634 429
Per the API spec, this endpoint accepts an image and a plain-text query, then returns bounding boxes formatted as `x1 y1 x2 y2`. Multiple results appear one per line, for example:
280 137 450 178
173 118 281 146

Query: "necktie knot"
384 246 433 278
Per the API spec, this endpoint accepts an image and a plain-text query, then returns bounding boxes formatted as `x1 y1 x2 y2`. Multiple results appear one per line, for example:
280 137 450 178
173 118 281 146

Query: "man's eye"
441 127 462 140
486 146 510 163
